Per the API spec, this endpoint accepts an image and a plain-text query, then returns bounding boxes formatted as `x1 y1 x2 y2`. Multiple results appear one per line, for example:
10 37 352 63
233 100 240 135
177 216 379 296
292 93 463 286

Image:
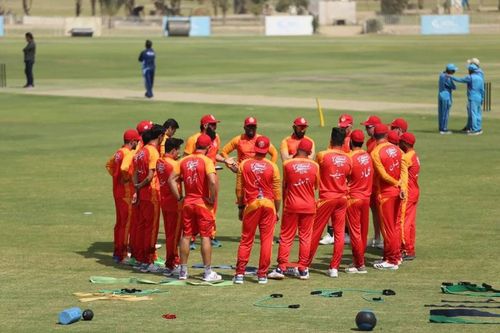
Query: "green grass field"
1 35 499 332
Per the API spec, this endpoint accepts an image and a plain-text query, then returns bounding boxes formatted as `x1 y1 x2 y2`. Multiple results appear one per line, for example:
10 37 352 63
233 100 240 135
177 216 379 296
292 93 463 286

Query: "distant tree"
91 0 97 15
22 0 33 15
381 0 408 15
99 0 127 16
124 0 135 15
76 0 82 16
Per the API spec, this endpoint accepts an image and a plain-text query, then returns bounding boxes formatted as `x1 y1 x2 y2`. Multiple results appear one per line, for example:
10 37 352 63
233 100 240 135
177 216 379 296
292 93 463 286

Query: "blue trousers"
143 68 155 98
438 95 451 131
24 60 34 86
467 99 482 132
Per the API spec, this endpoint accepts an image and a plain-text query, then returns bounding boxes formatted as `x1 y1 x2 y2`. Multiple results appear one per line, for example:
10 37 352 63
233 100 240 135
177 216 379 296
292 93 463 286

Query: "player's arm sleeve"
268 143 279 163
399 154 410 192
149 151 159 170
184 137 195 156
371 150 399 186
168 163 181 201
280 138 290 161
235 162 244 205
205 157 216 175
138 51 144 62
272 163 282 201
120 152 133 180
315 163 320 190
221 136 239 159
105 154 115 176
452 76 470 84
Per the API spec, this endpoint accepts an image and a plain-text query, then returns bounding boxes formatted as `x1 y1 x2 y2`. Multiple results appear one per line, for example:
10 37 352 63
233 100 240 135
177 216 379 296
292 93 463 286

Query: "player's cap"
468 63 479 72
244 116 257 126
136 120 153 134
297 138 313 154
293 117 308 127
350 129 365 143
123 129 141 142
338 114 353 128
390 118 408 132
361 115 382 126
200 114 220 125
446 63 458 72
400 132 416 146
467 58 480 66
255 136 270 154
374 123 389 135
387 130 400 145
196 134 212 148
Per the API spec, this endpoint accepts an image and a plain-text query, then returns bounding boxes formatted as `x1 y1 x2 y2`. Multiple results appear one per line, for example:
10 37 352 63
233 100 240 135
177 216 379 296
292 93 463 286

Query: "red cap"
338 114 353 128
293 117 308 127
244 117 257 126
123 129 141 142
400 132 416 146
200 114 220 126
196 134 212 148
136 120 153 134
361 115 382 126
387 130 400 145
374 123 389 135
255 136 270 154
350 129 365 143
297 138 313 154
390 118 408 132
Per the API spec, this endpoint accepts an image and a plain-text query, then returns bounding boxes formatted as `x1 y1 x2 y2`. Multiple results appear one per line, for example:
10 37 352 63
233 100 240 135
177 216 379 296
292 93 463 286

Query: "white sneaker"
163 266 180 277
327 268 338 278
258 276 268 284
141 263 164 273
233 274 244 284
155 243 162 249
203 271 222 282
267 268 285 280
345 265 368 274
298 269 310 280
344 233 351 245
319 234 334 245
285 267 299 277
373 261 399 270
178 269 188 280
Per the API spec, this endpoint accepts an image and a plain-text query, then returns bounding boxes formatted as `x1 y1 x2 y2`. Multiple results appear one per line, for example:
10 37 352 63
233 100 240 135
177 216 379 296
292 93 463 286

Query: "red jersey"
221 134 278 163
133 144 160 202
401 149 420 201
347 149 373 200
370 141 403 197
176 153 216 206
282 158 319 214
156 154 180 211
316 149 352 200
236 158 281 205
184 132 221 164
328 135 351 153
366 137 377 154
106 146 134 198
280 135 315 158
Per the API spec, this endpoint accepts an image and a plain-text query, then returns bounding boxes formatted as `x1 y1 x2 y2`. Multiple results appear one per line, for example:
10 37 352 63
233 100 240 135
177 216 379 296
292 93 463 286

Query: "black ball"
82 309 94 321
355 310 376 331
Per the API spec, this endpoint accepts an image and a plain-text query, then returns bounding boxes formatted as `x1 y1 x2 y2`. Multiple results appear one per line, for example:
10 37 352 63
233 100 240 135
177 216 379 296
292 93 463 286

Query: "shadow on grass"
75 241 132 271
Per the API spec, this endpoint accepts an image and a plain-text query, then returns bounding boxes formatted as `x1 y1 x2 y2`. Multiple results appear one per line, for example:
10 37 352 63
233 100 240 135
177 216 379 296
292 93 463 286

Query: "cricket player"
184 114 227 248
361 115 383 249
467 58 484 79
234 136 281 284
132 124 164 273
138 40 156 98
308 127 352 278
387 130 400 145
398 132 420 261
338 114 353 153
371 124 406 270
221 116 279 172
105 129 141 263
345 130 373 274
390 118 408 136
156 137 184 276
268 139 319 280
280 117 315 161
453 63 485 135
438 64 457 134
160 118 180 157
168 134 222 281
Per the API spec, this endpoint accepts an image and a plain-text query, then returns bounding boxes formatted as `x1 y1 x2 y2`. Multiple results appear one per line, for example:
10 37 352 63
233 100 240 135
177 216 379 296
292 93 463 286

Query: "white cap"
467 58 480 66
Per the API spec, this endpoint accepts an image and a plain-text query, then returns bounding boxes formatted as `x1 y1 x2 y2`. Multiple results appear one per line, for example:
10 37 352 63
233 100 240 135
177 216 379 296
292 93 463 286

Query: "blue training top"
453 72 484 102
439 72 456 97
138 48 156 71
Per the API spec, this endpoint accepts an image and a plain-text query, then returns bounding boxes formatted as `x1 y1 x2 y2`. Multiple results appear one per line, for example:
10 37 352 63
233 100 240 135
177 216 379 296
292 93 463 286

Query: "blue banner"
189 17 210 37
0 16 4 37
421 15 469 35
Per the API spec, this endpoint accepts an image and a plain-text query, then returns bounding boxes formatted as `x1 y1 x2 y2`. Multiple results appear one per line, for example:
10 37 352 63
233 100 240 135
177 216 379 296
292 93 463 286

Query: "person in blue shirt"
138 40 156 98
453 63 485 135
438 64 457 134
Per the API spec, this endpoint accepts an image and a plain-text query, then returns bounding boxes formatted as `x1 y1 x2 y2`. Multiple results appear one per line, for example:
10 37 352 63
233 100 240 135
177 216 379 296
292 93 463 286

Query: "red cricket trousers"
113 196 133 261
346 198 370 268
128 204 139 260
377 195 401 265
277 212 315 271
236 202 276 278
136 200 160 264
161 205 182 269
400 199 418 257
308 197 348 269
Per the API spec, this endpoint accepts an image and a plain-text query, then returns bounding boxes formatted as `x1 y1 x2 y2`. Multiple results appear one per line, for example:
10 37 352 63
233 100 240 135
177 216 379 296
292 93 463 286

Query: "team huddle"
106 113 420 284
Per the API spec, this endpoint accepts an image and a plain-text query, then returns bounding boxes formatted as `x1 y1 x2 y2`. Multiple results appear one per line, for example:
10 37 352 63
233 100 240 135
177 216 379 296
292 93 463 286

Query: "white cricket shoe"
327 268 338 278
345 265 368 274
373 261 399 270
268 268 285 280
203 271 222 282
319 234 334 245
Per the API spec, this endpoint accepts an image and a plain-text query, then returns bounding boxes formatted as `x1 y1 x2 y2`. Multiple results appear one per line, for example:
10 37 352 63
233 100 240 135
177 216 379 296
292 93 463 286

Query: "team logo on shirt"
293 163 311 174
157 161 165 174
386 147 398 158
357 154 370 166
331 155 348 167
251 162 266 174
114 153 121 162
134 150 145 162
186 160 199 171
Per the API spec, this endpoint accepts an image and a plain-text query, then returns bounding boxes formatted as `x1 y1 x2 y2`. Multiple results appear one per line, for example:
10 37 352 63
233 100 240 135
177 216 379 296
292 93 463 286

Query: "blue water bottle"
58 307 82 325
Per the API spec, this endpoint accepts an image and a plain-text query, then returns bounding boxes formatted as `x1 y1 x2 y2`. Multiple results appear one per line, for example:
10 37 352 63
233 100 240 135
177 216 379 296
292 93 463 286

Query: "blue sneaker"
233 274 244 284
211 239 222 248
112 255 121 264
299 269 310 280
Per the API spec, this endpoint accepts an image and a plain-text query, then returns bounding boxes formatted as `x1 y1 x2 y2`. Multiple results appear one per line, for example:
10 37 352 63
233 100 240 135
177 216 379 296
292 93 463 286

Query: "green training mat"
90 276 233 286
